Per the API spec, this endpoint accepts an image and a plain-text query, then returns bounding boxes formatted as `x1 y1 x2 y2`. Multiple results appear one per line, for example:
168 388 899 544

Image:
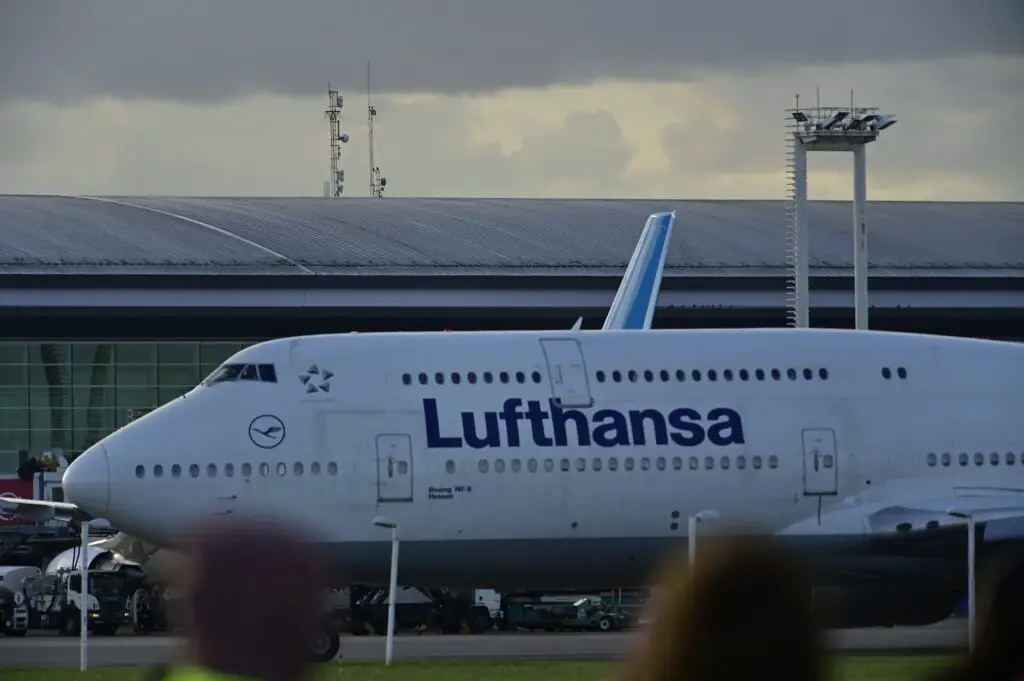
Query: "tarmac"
1 620 967 669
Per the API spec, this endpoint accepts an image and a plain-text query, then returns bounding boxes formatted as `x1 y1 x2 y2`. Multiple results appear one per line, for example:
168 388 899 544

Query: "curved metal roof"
0 195 1021 277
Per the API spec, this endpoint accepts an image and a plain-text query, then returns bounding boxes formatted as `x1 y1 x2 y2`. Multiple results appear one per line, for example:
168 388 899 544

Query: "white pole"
80 520 90 672
688 515 698 567
967 515 976 652
852 144 868 330
385 527 400 666
793 136 810 328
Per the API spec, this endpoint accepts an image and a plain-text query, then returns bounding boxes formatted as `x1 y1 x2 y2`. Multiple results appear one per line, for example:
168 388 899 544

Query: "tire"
598 616 615 632
309 629 341 663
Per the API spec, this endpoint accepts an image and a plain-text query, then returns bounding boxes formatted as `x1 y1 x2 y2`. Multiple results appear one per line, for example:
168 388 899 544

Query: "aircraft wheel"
310 629 341 663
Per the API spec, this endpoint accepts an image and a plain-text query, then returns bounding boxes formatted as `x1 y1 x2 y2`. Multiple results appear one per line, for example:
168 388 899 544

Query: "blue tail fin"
601 211 675 330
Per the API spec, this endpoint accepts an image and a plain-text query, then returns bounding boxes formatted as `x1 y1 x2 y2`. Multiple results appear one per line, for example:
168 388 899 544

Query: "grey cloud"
1 0 1021 104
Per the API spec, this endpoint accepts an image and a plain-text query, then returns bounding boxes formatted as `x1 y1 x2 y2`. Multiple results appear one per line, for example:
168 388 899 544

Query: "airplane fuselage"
65 328 1024 626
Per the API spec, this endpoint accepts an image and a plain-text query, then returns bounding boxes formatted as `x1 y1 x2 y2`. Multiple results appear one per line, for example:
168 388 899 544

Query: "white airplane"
5 213 1024 634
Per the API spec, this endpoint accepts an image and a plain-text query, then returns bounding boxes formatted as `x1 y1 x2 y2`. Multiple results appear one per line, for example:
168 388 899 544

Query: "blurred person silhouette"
931 548 1024 681
622 532 827 681
148 516 329 681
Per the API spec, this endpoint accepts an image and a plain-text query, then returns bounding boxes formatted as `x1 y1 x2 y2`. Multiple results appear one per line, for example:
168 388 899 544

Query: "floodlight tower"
785 92 897 330
324 83 350 198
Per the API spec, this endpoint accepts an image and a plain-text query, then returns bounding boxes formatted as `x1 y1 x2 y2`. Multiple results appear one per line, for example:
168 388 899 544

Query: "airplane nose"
63 443 110 518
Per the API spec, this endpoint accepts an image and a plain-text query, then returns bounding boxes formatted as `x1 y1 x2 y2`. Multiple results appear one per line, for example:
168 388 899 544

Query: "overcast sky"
1 0 1021 199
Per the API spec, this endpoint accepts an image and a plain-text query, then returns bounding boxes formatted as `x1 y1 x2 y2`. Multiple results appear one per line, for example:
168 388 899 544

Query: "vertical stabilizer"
601 211 676 330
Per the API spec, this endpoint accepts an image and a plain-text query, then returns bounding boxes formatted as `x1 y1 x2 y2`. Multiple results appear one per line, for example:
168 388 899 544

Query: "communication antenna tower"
323 83 350 198
784 88 897 330
367 62 387 198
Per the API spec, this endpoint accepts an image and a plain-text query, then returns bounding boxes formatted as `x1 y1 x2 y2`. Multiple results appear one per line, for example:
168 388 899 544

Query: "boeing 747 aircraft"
4 214 1023 644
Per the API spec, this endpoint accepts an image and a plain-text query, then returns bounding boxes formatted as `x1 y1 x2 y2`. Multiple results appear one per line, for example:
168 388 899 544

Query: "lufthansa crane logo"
248 414 286 449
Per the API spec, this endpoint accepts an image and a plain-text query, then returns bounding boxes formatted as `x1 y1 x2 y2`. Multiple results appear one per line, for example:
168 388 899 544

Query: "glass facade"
0 341 255 473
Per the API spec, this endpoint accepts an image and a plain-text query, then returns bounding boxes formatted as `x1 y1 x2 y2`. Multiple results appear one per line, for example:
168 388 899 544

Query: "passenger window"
467 372 477 384
494 459 506 473
675 370 685 382
418 373 428 385
723 369 733 381
721 457 730 470
691 370 701 382
402 373 412 385
771 369 781 381
596 370 606 383
527 458 538 473
736 456 746 470
739 369 750 381
660 370 670 382
768 456 779 469
515 371 525 384
802 368 812 380
707 369 717 381
484 372 494 384
688 457 698 471
656 456 666 471
990 452 999 466
532 371 542 384
974 452 984 466
445 460 456 474
560 458 570 472
511 458 522 473
755 369 765 381
640 457 650 471
575 457 586 472
644 370 654 382
592 458 602 472
257 364 278 382
704 456 714 470
327 462 338 475
135 465 145 479
897 367 907 379
941 453 951 467
397 460 408 475
189 464 200 478
241 463 252 477
310 462 321 475
787 368 797 380
612 370 622 383
818 368 829 380
240 364 259 381
435 372 445 385
206 464 217 477
608 457 619 471
1007 453 1016 466
451 372 461 385
959 453 968 466
543 459 554 473
499 372 509 383
294 462 304 476
628 370 638 382
259 463 270 477
822 455 834 468
625 457 635 471
752 456 762 470
154 465 163 478
224 463 234 477
672 456 682 471
479 459 489 473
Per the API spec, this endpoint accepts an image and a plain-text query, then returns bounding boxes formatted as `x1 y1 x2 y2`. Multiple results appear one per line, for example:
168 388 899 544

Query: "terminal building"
0 195 1021 471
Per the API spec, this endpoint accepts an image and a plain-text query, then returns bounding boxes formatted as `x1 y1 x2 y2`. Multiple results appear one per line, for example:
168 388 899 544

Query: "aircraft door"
376 434 414 502
801 428 838 495
539 339 593 409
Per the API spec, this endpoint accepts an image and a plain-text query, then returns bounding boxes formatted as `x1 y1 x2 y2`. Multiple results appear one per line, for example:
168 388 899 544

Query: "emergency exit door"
376 434 414 502
801 428 838 495
539 339 593 409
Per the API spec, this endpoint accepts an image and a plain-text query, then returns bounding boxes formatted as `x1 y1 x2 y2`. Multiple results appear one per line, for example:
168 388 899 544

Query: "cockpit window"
202 363 279 386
